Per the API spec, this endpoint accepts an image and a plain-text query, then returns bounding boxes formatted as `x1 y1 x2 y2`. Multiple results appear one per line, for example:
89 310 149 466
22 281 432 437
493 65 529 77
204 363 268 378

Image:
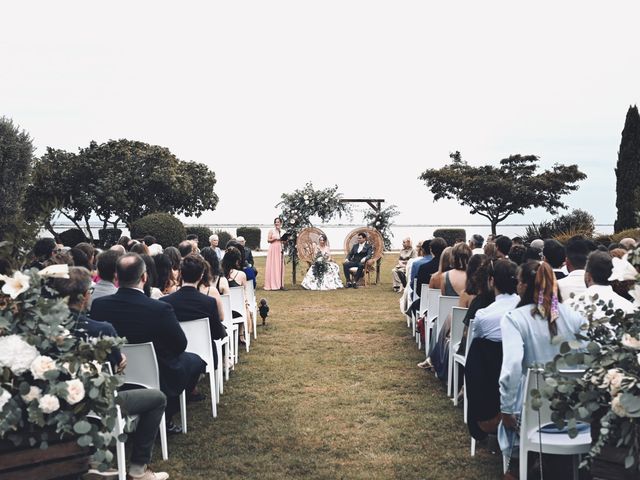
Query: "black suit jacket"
160 286 227 341
244 247 255 268
415 256 440 296
90 288 197 397
347 242 373 264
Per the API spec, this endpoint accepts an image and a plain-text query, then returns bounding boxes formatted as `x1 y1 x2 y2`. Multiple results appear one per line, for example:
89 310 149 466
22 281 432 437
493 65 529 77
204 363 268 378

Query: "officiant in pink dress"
264 217 285 290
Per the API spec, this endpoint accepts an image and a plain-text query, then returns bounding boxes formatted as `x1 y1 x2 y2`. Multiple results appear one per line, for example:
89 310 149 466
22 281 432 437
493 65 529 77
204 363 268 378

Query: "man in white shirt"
209 234 224 260
576 251 636 319
468 234 484 256
558 236 590 306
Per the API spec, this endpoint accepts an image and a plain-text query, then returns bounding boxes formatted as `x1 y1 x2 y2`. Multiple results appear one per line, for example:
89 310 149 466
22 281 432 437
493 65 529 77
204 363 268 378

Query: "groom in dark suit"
343 232 374 288
90 253 206 433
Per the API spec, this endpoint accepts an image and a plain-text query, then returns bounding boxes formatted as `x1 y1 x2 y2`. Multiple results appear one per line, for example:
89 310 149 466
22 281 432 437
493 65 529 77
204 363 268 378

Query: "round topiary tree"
131 213 186 248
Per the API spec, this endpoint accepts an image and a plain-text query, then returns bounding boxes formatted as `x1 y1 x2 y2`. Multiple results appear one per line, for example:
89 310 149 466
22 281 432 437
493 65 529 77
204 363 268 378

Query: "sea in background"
50 222 615 251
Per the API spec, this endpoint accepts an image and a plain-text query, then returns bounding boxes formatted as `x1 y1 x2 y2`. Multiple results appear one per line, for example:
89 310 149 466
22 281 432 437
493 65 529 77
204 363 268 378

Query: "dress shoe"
352 283 358 289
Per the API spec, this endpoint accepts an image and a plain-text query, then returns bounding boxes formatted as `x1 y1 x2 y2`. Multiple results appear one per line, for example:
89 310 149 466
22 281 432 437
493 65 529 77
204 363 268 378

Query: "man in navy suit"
342 232 374 288
90 253 206 434
161 254 227 369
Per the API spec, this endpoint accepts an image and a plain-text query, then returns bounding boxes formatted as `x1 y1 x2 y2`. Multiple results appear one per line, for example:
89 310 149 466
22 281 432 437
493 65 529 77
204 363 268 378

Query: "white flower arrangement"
0 334 39 375
0 271 30 299
30 355 57 380
64 379 85 405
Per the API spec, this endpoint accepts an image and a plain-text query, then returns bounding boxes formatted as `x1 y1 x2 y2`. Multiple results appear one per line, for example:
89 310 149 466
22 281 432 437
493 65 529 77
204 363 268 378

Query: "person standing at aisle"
264 217 285 290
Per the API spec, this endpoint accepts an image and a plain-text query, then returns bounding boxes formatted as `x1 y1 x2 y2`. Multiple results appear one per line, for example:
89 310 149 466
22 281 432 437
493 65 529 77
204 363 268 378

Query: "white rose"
39 264 70 279
21 386 42 403
64 379 85 405
0 334 39 375
303 194 309 200
0 271 30 299
38 394 60 414
0 388 11 410
611 394 628 417
30 355 57 380
604 369 625 395
621 333 640 350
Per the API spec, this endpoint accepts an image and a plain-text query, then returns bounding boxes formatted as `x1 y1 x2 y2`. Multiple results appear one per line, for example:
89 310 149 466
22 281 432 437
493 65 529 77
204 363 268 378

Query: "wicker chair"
343 227 384 286
296 227 328 266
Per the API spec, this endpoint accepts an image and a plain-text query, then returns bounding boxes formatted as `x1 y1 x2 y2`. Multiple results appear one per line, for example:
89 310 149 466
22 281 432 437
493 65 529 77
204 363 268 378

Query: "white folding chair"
180 318 218 418
448 307 468 398
414 284 430 349
433 296 458 379
220 294 238 370
229 286 250 352
424 288 440 355
456 319 476 456
245 281 258 340
510 369 591 480
119 342 180 459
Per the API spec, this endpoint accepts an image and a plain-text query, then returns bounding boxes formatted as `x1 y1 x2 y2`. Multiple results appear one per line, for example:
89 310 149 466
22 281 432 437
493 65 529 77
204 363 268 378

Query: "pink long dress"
264 228 284 290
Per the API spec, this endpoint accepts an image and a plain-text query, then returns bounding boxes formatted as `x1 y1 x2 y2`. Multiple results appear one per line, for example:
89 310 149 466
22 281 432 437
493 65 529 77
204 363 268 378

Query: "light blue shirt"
472 293 520 342
410 255 432 286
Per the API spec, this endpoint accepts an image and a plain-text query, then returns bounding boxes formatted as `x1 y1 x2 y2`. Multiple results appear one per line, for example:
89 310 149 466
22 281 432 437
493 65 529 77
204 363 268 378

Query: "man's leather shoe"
352 283 358 289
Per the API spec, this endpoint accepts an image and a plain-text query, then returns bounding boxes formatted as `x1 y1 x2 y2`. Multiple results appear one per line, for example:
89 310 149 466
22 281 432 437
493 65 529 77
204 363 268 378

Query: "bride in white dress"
301 235 344 290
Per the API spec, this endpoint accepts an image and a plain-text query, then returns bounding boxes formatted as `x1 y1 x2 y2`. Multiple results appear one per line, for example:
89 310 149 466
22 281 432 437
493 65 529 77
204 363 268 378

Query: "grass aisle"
156 256 502 479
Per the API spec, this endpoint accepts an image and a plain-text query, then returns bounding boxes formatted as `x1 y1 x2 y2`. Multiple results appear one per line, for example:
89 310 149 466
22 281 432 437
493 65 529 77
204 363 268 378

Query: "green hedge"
236 226 261 250
131 213 186 248
433 228 466 246
215 230 232 249
186 225 214 250
611 228 640 243
59 228 88 247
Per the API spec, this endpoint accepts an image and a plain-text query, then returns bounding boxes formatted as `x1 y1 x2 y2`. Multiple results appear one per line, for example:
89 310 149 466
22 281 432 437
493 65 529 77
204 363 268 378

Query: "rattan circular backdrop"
295 227 328 263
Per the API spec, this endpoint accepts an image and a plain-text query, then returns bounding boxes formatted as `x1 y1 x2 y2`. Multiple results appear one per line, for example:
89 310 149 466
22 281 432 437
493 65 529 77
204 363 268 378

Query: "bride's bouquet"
311 251 329 285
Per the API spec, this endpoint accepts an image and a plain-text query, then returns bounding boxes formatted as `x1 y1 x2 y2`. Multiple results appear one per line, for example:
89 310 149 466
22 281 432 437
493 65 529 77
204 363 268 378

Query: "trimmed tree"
614 105 640 232
419 152 586 235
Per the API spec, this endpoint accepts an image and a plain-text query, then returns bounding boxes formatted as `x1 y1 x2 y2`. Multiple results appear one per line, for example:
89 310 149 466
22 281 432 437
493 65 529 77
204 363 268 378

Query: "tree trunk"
83 216 94 242
490 220 498 236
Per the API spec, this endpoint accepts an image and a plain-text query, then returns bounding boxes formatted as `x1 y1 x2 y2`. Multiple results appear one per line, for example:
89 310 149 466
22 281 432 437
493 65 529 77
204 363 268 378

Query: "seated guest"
131 242 150 256
465 259 519 441
143 235 156 247
163 246 182 282
558 235 590 305
524 246 542 262
141 254 163 299
410 240 432 288
153 253 177 296
161 254 227 369
400 241 423 314
209 234 224 260
343 232 374 288
494 236 512 259
391 237 417 292
53 267 169 480
483 241 498 260
28 238 57 270
70 247 92 270
90 253 206 434
117 235 131 250
228 239 256 288
575 250 636 320
416 238 447 296
542 239 567 279
507 244 526 265
619 237 637 250
499 261 586 477
178 240 194 258
512 236 524 246
110 244 126 255
427 246 452 290
201 247 230 295
222 246 252 340
529 238 544 250
469 234 484 255
90 249 123 306
75 242 97 272
186 234 200 253
237 236 258 287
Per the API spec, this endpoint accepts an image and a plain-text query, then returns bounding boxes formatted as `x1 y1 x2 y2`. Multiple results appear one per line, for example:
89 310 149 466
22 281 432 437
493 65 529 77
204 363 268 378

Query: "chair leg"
244 320 250 352
180 391 187 434
572 455 579 479
453 362 459 406
159 413 168 460
115 406 126 480
470 438 476 457
447 351 454 398
252 312 257 340
209 371 217 418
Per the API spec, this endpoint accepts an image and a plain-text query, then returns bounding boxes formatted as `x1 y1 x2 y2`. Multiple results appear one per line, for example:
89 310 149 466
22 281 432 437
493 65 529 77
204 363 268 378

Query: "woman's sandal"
417 358 433 370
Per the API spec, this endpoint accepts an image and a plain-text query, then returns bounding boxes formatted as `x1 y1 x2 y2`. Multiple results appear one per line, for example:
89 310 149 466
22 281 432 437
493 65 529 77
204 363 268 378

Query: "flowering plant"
536 250 640 472
0 268 124 470
311 251 329 286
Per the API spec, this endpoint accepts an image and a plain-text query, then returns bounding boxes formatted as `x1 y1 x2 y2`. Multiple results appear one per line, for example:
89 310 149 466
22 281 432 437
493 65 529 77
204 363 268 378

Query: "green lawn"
149 255 503 479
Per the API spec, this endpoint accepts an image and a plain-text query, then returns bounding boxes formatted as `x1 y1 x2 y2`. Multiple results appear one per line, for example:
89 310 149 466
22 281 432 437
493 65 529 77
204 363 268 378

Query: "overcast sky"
2 1 639 229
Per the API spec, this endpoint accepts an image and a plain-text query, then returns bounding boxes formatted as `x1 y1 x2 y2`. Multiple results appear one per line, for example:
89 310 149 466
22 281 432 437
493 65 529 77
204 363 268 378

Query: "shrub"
551 209 595 236
98 228 122 248
58 228 88 247
611 228 640 243
433 228 466 246
131 213 186 248
185 225 214 250
215 229 232 249
236 227 261 250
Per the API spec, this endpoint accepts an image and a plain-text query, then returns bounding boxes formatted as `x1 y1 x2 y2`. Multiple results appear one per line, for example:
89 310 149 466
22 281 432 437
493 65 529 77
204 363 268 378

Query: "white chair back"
220 294 233 324
465 319 475 357
180 318 214 374
418 284 430 316
435 295 459 341
120 342 160 390
450 307 468 351
229 286 246 318
426 288 440 323
412 278 418 302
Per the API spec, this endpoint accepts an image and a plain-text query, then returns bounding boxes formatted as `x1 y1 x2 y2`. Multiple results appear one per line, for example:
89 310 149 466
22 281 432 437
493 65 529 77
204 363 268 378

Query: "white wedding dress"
301 246 344 290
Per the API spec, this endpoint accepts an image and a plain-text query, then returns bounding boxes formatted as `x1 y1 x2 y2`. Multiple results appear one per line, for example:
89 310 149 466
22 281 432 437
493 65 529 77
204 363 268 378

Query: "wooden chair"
343 227 384 286
296 226 328 266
